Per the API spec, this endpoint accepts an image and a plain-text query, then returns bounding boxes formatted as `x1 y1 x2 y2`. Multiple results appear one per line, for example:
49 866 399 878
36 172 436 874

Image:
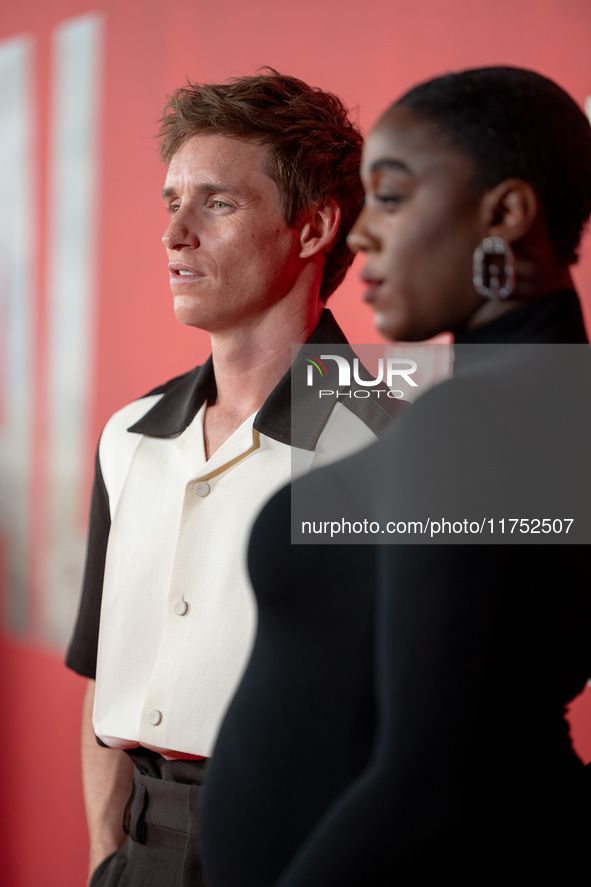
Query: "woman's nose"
347 207 376 254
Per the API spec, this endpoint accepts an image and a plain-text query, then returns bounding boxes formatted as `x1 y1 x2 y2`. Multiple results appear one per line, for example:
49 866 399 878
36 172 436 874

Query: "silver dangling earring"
472 236 515 299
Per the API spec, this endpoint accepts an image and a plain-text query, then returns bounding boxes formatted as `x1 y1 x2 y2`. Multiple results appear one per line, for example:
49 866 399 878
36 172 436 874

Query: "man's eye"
212 200 230 209
167 203 180 214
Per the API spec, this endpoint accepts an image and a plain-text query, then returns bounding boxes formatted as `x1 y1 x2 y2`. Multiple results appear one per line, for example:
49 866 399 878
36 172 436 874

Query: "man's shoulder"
99 364 207 459
107 360 214 441
97 365 209 503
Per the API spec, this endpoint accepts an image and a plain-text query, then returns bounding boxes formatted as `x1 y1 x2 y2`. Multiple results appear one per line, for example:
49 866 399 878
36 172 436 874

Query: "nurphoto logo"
304 353 417 399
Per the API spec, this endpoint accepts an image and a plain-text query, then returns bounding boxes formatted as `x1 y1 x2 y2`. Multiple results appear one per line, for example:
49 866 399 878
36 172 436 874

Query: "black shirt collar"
128 309 352 450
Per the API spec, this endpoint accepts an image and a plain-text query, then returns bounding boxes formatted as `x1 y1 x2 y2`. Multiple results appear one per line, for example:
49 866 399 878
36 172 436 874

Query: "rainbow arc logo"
304 354 329 380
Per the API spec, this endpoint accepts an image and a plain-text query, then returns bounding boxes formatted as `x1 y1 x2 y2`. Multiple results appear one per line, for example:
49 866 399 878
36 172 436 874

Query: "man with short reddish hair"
67 70 401 886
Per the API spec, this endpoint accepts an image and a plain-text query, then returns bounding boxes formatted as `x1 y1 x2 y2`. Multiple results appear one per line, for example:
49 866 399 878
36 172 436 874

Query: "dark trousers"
90 755 208 887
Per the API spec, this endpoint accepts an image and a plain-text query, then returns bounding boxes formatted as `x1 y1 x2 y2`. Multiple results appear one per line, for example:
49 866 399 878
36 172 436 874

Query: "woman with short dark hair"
201 67 591 885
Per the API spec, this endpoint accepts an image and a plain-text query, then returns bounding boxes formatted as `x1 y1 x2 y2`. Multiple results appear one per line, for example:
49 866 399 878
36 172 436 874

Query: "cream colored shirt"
93 394 383 756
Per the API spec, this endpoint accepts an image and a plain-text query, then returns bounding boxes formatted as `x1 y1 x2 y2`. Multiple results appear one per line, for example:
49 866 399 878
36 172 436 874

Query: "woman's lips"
359 270 384 303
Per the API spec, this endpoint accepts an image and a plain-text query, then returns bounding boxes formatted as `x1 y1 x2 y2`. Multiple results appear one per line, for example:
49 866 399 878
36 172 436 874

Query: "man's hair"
395 66 591 265
159 69 363 300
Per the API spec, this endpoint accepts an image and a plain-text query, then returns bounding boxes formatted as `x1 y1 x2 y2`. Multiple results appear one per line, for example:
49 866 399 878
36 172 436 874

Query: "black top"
200 291 591 886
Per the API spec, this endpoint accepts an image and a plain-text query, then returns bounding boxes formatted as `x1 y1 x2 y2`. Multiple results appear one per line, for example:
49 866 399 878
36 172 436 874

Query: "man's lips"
168 262 205 283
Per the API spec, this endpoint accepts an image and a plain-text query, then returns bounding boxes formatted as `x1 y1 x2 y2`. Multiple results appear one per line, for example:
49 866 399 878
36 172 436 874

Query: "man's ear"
298 201 341 259
481 179 538 244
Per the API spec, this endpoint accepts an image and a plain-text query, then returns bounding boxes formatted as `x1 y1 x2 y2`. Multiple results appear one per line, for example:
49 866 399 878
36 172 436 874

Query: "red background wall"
1 1 591 883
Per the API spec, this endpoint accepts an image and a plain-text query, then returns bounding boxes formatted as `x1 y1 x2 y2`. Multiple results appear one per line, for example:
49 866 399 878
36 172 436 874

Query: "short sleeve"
65 444 110 678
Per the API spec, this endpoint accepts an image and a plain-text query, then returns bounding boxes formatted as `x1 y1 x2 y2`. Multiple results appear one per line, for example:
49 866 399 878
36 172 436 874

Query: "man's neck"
203 297 324 458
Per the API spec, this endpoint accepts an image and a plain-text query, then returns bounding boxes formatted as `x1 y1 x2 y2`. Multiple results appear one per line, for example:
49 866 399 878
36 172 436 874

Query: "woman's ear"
481 179 539 244
299 201 341 259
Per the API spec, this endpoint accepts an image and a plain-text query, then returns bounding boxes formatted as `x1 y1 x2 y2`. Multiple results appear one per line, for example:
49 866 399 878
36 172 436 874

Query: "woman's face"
348 105 490 341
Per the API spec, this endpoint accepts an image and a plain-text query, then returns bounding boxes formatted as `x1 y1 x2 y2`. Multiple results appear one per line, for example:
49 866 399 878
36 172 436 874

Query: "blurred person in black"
201 66 591 885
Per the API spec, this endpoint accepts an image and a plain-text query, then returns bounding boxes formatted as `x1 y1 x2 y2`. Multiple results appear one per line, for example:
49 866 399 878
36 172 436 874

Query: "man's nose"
162 209 199 250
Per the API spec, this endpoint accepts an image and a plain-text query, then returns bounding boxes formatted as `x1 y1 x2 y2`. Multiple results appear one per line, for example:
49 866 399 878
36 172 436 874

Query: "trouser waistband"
126 747 208 783
123 767 205 843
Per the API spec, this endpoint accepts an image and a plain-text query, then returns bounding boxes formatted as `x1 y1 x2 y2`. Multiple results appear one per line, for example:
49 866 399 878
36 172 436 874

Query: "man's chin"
173 296 209 330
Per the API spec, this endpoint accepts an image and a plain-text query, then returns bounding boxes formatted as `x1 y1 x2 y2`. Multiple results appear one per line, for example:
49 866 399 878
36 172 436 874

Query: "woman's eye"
375 194 403 206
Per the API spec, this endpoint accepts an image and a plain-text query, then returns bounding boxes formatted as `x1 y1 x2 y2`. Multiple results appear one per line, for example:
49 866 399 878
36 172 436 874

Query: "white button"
173 599 188 616
194 481 210 497
148 709 162 726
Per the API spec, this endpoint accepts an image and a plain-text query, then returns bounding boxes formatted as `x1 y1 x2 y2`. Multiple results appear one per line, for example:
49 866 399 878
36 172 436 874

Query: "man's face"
162 133 303 333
